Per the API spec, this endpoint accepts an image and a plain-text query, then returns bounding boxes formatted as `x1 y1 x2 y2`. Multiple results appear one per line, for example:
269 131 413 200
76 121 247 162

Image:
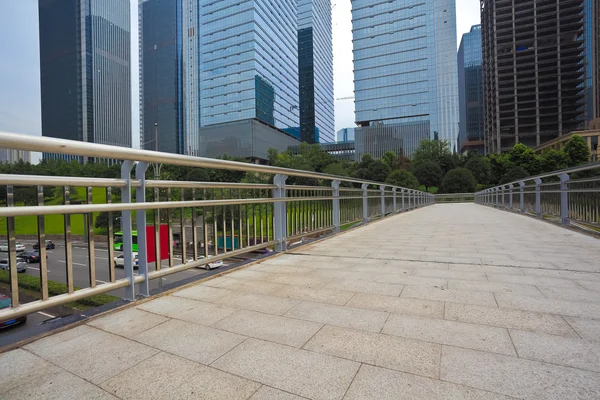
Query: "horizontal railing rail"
474 163 600 230
0 131 435 320
434 193 475 203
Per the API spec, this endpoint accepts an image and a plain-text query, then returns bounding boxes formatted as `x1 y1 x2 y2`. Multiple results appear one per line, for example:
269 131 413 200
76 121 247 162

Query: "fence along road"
0 131 433 321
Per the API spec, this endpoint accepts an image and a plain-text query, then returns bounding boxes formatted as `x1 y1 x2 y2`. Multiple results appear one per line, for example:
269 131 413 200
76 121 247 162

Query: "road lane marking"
37 311 55 318
58 260 87 267
96 279 108 284
25 267 51 272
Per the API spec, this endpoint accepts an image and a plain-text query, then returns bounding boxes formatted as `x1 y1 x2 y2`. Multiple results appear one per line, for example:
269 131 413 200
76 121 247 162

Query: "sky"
0 0 481 155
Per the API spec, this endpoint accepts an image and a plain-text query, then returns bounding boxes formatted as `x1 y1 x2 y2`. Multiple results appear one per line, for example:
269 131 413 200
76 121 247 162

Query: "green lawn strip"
0 270 119 310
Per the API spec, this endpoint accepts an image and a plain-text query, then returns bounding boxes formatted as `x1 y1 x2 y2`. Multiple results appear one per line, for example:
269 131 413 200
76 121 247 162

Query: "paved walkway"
2 204 600 399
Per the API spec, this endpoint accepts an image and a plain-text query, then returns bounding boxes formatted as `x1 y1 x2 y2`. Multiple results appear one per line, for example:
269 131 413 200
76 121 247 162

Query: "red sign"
146 225 170 263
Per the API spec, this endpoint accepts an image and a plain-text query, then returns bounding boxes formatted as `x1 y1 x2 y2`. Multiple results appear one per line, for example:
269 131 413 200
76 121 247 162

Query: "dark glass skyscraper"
139 0 183 155
458 25 485 154
298 0 335 144
39 0 131 161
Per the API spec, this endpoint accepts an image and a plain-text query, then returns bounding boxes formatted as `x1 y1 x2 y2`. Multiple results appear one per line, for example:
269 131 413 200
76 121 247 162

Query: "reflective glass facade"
39 0 131 161
458 25 484 154
352 0 459 150
199 0 299 133
336 128 355 142
139 0 184 155
298 0 335 143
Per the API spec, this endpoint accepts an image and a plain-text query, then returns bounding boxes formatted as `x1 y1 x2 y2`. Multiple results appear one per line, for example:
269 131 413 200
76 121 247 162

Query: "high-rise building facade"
352 0 459 150
593 0 600 124
481 0 598 153
458 25 485 154
298 0 335 143
139 0 184 155
198 0 299 132
336 127 355 142
39 0 131 161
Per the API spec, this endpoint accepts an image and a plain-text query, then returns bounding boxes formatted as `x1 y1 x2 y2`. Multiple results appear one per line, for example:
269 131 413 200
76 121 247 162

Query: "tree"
413 140 452 168
413 162 442 189
441 168 477 193
464 156 492 184
297 143 335 172
539 149 569 173
500 166 529 184
267 148 279 165
508 143 540 175
488 153 512 184
563 135 590 167
381 151 397 169
385 170 420 189
95 212 109 229
353 154 390 183
392 154 412 171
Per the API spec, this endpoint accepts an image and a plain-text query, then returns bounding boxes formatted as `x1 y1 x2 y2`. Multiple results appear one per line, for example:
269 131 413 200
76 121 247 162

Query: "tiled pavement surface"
2 204 600 399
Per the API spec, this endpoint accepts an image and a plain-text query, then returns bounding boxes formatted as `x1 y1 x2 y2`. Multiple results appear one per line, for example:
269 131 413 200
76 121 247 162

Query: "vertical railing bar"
87 187 96 288
36 186 49 300
63 185 74 294
135 162 149 297
6 185 18 306
153 186 161 272
230 190 235 251
167 189 174 268
192 189 198 261
180 188 187 263
106 187 115 283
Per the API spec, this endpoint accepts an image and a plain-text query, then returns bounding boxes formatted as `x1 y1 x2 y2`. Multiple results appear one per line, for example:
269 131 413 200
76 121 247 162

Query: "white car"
0 243 26 252
189 256 224 270
0 258 27 273
113 253 139 269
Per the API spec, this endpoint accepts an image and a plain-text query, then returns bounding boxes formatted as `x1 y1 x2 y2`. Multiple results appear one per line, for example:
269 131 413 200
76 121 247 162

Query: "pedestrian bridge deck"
2 203 600 399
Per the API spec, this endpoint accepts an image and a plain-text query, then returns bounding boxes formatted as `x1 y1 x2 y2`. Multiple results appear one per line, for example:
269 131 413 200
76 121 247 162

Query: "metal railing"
475 162 600 230
0 131 434 319
434 193 475 203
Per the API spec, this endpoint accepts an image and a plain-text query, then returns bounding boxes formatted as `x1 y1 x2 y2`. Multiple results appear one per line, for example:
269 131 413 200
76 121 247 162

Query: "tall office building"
39 0 131 161
336 127 355 142
198 1 299 131
298 0 335 143
458 25 485 154
593 0 600 124
481 0 598 153
352 0 459 150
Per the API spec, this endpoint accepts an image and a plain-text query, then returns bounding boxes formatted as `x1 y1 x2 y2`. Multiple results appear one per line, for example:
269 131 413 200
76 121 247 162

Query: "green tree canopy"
413 140 452 167
539 149 569 172
353 154 391 183
413 161 443 189
381 151 397 169
508 143 540 175
441 168 477 193
464 156 492 185
563 135 591 167
500 166 529 184
385 170 420 189
392 154 412 171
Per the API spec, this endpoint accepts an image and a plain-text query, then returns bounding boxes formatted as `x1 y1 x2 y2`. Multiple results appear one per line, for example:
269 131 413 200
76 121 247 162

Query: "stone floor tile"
564 317 600 342
270 285 354 306
249 386 307 400
171 285 234 302
133 319 246 364
373 274 448 287
311 269 375 281
215 292 300 315
214 309 322 347
413 269 487 282
538 286 600 304
202 277 285 294
449 263 525 275
445 302 578 337
87 307 169 338
284 300 388 333
323 279 403 296
212 338 359 400
510 329 600 372
136 295 205 317
382 314 516 356
24 326 158 384
447 279 543 296
576 280 600 292
101 352 260 400
441 345 600 400
401 285 497 307
344 364 513 400
495 292 600 319
227 269 277 281
347 264 414 275
138 296 238 326
0 349 60 395
304 325 440 378
345 292 444 318
487 273 579 288
252 264 317 275
521 269 600 281
266 274 333 289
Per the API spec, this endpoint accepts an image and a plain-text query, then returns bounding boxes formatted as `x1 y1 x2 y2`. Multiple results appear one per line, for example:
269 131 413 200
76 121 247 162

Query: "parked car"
0 295 26 329
189 256 224 270
0 243 25 252
0 258 27 273
113 253 139 269
20 251 42 263
33 240 55 250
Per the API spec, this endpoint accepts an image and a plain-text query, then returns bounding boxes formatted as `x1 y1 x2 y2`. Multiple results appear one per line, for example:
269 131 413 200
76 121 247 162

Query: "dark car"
0 295 27 329
34 240 55 250
20 251 41 263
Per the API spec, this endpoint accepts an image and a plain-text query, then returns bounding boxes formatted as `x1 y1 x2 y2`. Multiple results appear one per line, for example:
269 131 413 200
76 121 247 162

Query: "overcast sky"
0 0 481 153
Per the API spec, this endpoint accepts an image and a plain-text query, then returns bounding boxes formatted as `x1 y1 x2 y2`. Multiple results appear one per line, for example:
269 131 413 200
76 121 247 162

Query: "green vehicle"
113 231 138 252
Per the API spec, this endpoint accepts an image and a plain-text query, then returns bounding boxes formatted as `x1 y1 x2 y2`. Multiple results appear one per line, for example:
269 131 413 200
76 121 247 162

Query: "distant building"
352 0 459 150
458 25 484 154
534 129 600 162
0 149 31 164
481 0 599 153
38 0 132 162
298 0 335 143
336 128 355 142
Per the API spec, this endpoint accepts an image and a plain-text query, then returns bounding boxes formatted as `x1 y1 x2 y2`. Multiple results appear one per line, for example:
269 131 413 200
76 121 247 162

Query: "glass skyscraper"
458 25 484 154
352 0 459 150
298 0 335 143
39 0 131 161
199 0 299 132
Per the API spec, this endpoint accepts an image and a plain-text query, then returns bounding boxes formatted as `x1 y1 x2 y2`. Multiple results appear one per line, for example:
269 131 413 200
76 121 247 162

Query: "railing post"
332 180 340 233
392 188 397 212
519 181 525 213
120 160 136 301
501 186 505 209
380 185 386 217
495 187 499 207
559 173 570 225
135 162 150 297
413 190 417 209
407 190 412 210
534 178 542 218
401 189 405 211
508 185 513 210
273 174 288 252
362 183 369 222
